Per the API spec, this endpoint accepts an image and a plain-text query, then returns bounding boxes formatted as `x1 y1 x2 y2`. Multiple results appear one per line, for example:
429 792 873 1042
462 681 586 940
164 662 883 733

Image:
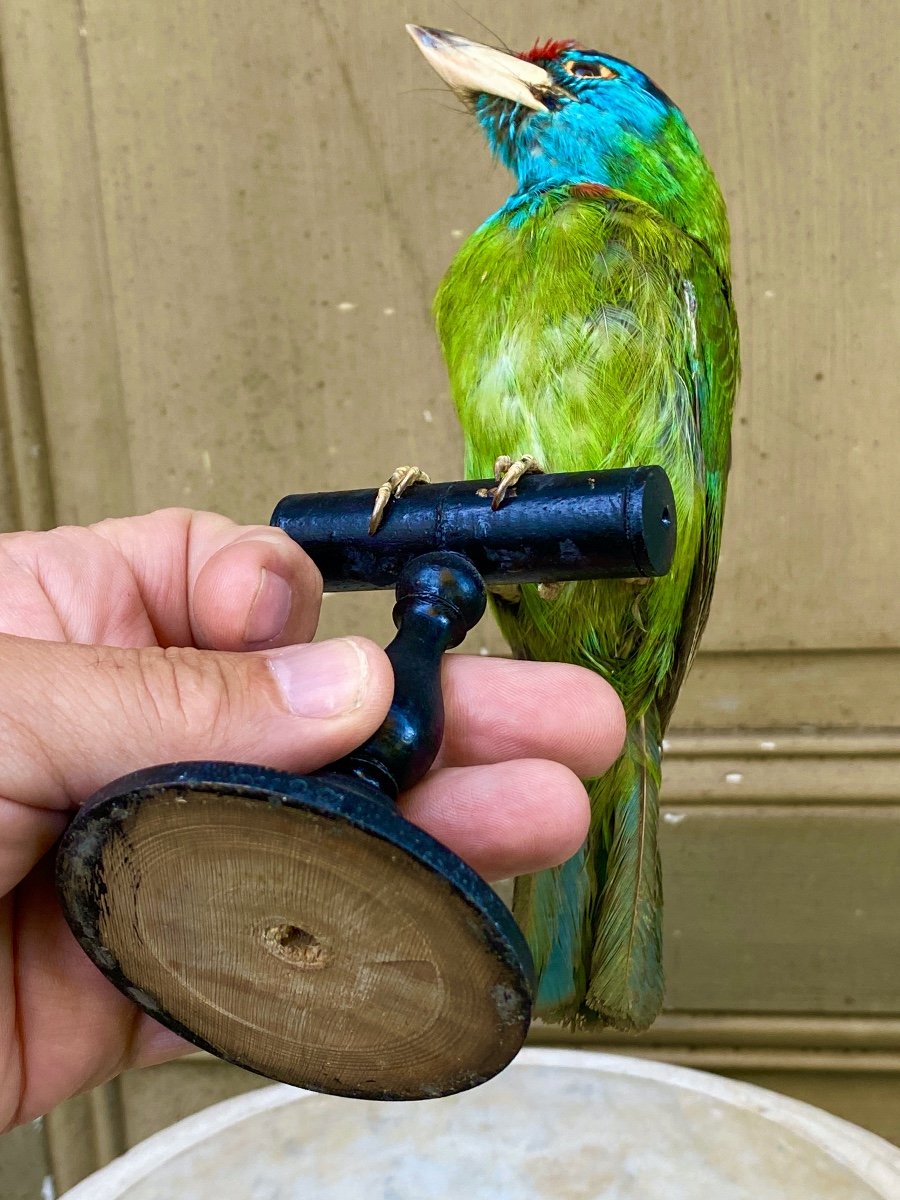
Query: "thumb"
2 633 394 818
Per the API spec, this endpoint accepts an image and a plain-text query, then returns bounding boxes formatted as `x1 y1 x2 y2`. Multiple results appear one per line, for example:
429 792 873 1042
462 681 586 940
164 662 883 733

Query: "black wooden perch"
55 465 677 1103
272 465 675 590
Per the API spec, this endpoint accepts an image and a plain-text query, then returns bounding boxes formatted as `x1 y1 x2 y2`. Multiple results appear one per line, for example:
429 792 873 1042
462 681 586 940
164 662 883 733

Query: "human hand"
0 508 624 1129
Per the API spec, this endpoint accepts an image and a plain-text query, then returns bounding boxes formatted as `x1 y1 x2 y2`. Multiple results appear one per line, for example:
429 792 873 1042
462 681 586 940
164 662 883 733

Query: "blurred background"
0 0 897 1193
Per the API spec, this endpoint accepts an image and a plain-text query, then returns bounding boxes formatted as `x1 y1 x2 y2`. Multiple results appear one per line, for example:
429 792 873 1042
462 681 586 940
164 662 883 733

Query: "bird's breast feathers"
435 186 709 493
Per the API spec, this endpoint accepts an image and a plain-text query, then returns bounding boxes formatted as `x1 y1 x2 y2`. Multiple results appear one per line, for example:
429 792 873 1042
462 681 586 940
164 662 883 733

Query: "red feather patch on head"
568 183 614 201
519 38 579 64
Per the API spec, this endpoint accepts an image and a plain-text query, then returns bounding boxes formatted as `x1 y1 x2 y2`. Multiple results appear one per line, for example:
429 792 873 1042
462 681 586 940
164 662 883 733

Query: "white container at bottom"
61 1048 900 1199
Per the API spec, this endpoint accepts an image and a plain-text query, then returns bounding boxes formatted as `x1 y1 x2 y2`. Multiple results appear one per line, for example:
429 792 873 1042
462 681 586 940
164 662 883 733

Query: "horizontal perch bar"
271 466 676 591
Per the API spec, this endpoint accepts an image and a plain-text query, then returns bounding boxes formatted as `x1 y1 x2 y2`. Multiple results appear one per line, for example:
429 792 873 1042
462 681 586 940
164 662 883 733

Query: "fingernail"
266 639 368 718
244 568 293 646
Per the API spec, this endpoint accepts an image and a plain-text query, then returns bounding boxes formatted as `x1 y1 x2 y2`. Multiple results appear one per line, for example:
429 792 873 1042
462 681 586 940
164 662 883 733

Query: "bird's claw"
491 454 543 510
537 581 564 602
369 465 431 534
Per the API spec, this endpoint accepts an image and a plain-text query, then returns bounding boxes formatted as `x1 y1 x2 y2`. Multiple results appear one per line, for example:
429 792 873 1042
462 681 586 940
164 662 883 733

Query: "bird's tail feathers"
587 706 664 1030
512 706 664 1031
512 842 592 1018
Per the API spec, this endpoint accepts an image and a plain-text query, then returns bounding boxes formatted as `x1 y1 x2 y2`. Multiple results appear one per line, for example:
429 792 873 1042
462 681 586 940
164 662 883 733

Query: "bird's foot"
490 454 543 510
537 581 565 602
368 465 431 534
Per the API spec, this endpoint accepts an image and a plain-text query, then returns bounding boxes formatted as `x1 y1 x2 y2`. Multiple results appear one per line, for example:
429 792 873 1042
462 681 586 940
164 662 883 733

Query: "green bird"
403 25 739 1030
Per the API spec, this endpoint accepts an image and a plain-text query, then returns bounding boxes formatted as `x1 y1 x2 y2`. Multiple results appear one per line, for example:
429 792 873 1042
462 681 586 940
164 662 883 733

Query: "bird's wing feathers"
656 244 739 728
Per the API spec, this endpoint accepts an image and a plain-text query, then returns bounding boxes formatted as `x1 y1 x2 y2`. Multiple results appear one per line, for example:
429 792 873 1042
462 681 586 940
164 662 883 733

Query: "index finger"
93 508 322 650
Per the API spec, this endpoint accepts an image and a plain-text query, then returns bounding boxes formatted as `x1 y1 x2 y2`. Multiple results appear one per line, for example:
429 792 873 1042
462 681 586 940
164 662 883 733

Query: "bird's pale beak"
406 24 552 113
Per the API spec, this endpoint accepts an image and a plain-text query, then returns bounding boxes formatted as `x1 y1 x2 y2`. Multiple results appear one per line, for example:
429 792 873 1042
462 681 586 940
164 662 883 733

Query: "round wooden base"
56 762 534 1100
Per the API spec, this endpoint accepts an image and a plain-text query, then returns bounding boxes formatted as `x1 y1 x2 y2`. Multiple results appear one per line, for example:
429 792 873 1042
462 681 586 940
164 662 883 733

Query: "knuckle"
131 645 247 746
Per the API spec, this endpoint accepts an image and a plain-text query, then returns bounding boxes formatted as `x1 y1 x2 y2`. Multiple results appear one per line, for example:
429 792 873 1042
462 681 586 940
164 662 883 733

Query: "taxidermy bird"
386 25 739 1030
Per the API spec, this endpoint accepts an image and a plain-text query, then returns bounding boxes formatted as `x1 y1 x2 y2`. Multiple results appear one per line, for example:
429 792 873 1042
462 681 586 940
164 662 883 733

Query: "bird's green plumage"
425 32 739 1029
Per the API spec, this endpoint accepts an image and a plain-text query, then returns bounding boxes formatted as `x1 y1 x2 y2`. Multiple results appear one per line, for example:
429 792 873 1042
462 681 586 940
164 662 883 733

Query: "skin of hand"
0 507 625 1131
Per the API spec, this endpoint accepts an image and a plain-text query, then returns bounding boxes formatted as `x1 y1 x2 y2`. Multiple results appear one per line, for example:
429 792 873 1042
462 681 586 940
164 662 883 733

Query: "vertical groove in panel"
0 35 55 531
0 0 135 525
86 1081 126 1167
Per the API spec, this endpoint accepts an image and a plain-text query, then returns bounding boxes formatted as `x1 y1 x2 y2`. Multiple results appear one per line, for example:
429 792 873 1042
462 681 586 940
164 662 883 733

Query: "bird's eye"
562 60 618 80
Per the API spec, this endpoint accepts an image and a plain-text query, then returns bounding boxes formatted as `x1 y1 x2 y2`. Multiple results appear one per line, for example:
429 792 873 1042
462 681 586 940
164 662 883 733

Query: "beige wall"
0 0 898 1191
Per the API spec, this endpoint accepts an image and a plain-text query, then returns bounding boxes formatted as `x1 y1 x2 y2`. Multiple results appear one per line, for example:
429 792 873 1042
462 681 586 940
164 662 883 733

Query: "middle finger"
437 655 625 777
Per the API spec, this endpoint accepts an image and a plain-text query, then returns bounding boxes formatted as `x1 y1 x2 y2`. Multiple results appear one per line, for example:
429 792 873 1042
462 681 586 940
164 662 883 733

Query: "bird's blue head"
408 26 728 261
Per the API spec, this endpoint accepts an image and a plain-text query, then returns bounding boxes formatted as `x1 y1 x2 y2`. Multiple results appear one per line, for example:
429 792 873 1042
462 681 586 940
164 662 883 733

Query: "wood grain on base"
95 789 523 1098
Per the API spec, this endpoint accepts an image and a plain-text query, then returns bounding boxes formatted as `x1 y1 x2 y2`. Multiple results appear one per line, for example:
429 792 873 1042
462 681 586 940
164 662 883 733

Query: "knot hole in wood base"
262 921 330 968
